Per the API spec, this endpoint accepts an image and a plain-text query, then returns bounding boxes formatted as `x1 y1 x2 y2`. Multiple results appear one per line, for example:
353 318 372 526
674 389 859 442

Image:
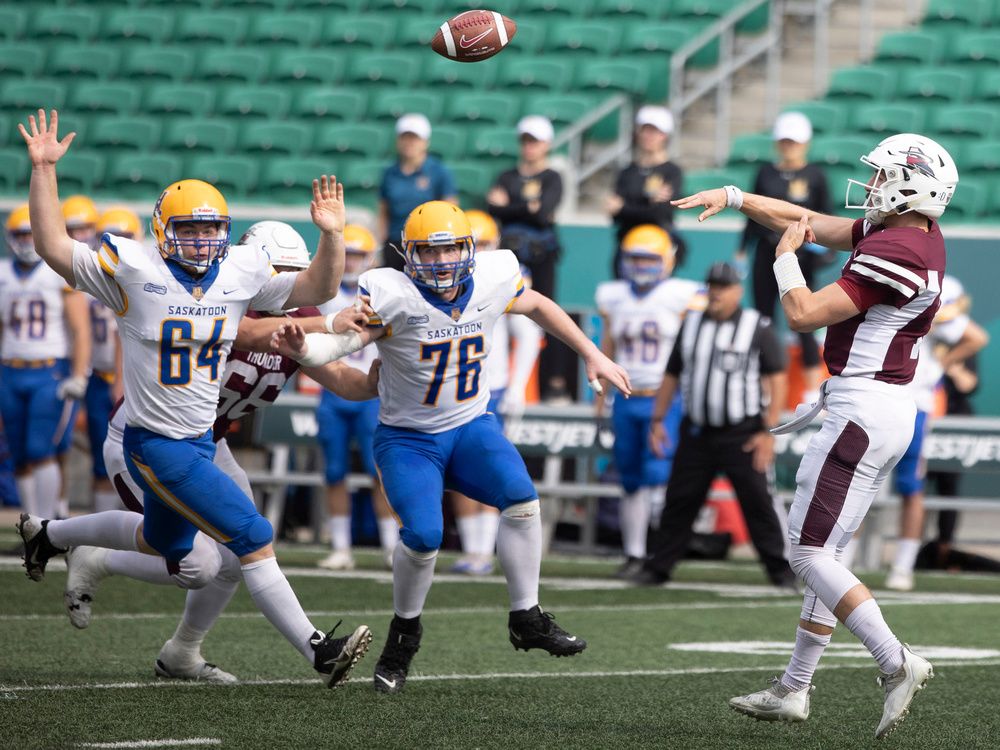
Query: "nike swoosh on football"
375 674 397 689
459 29 493 49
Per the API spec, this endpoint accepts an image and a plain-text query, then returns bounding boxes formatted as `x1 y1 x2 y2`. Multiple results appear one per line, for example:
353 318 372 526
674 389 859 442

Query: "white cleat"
730 677 814 722
318 550 356 571
155 640 238 684
64 546 110 629
875 645 933 740
885 569 915 592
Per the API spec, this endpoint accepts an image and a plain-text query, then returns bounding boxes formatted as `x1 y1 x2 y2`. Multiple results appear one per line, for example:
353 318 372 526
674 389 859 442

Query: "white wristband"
295 331 363 367
723 184 744 210
773 252 807 298
323 313 337 333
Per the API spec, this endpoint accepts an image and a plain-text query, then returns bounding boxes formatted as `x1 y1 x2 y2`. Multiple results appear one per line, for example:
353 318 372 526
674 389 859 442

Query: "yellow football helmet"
62 194 99 249
465 209 499 249
620 224 674 286
152 179 231 270
98 206 143 241
5 204 39 265
401 201 475 291
343 224 377 285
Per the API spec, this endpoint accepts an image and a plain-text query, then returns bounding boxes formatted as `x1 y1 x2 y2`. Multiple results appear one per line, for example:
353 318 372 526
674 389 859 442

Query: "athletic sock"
455 515 477 555
241 557 317 662
166 577 241 664
646 485 666 530
16 475 37 516
843 598 904 674
46 510 142 551
106 550 172 584
475 511 500 558
892 538 921 575
327 515 351 551
781 626 832 691
619 491 650 559
33 463 61 520
94 490 121 513
496 501 541 612
377 517 399 554
392 544 437 619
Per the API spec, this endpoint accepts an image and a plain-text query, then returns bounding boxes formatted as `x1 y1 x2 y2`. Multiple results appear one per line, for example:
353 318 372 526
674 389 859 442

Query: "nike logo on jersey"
375 674 397 689
477 303 491 311
459 29 492 48
223 289 238 295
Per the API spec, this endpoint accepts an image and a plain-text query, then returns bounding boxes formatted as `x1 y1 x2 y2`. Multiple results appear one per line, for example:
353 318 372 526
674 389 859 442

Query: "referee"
628 262 796 589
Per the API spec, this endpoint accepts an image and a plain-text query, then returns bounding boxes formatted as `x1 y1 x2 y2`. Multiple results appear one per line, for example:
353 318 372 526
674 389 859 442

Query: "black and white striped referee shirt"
665 307 786 428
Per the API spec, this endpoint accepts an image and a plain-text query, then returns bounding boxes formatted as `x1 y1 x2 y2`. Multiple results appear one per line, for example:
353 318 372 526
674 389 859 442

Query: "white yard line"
76 740 221 749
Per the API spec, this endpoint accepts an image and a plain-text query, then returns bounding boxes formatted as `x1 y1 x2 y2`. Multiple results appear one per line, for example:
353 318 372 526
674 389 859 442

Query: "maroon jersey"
212 307 320 441
824 219 944 385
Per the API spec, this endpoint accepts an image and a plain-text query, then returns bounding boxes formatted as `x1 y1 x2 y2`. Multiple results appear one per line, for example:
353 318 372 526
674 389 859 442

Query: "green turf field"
2 545 998 750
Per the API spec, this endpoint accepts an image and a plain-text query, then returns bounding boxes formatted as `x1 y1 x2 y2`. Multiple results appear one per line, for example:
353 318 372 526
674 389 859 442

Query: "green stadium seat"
55 151 105 194
368 89 444 123
338 158 386 194
947 32 1000 66
89 116 161 153
121 47 196 83
423 54 499 89
683 168 755 195
0 149 29 192
292 0 367 8
898 68 974 103
521 92 602 128
215 0 294 8
547 22 621 55
506 18 546 54
68 83 141 115
394 14 446 49
471 126 520 158
922 0 991 28
450 160 497 207
238 121 312 156
0 44 46 77
576 60 650 98
520 0 594 18
366 0 446 14
291 87 367 120
672 0 731 22
325 15 397 49
498 56 574 92
851 104 927 137
781 101 850 135
875 31 945 65
346 52 422 87
445 92 519 126
621 21 693 57
0 81 67 113
105 154 183 199
736 1 770 34
162 118 238 155
810 136 872 168
28 8 98 42
449 0 520 13
259 157 328 203
247 13 319 47
313 123 392 158
217 86 292 119
269 51 345 86
141 0 207 8
427 125 468 159
963 142 1000 173
45 46 120 80
145 84 216 118
0 8 29 41
173 11 249 46
727 133 773 166
187 155 259 199
943 177 987 221
825 66 895 101
930 105 1000 140
592 0 669 20
102 9 176 44
196 49 270 84
974 69 1000 102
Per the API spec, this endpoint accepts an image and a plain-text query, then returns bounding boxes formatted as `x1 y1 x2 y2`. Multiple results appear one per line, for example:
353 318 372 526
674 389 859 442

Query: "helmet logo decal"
901 146 935 178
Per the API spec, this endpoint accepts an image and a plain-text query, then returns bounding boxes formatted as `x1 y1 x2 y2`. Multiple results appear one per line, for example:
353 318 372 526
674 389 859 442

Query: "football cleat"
318 550 356 571
885 569 915 592
875 645 933 740
311 621 372 689
625 567 670 586
373 618 422 694
17 513 66 582
450 556 494 576
155 638 237 684
613 556 646 580
508 606 586 656
729 677 814 722
64 546 110 629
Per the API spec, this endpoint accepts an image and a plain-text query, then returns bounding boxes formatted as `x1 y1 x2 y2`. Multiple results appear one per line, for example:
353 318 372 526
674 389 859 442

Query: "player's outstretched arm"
18 109 77 284
269 322 384 367
233 311 349 354
284 176 346 309
509 289 632 397
671 185 855 251
302 359 380 402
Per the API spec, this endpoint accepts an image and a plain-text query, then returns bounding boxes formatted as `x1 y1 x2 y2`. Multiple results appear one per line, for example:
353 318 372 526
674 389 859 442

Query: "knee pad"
399 543 438 563
799 587 838 628
215 543 243 584
171 533 222 590
789 544 860 613
501 500 540 520
400 524 443 553
226 514 274 558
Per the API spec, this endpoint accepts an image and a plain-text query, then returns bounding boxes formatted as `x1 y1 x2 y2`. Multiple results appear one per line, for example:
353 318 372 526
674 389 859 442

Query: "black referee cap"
705 261 742 286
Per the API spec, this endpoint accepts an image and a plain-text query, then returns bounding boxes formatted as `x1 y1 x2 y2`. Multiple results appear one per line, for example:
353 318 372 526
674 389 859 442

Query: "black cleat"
625 567 670 586
613 556 646 579
508 605 586 656
17 513 66 582
373 617 422 694
311 620 372 688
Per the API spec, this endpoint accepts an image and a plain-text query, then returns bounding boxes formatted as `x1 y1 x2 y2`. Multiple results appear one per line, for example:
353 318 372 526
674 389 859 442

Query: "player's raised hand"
671 187 728 222
18 109 75 167
775 215 815 257
269 323 307 359
310 175 345 235
585 352 632 398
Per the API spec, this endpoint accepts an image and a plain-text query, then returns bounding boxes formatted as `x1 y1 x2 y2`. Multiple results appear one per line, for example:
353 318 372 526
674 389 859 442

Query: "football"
431 9 517 63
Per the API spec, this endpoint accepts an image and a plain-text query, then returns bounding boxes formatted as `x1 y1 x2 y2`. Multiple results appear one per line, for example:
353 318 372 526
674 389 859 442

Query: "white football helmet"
239 221 310 269
845 133 958 224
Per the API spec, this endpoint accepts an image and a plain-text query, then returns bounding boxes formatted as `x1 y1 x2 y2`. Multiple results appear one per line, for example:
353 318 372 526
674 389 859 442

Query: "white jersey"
318 284 378 376
89 297 118 373
360 249 524 433
71 234 297 439
488 313 510 391
595 277 702 391
0 259 71 361
909 310 970 412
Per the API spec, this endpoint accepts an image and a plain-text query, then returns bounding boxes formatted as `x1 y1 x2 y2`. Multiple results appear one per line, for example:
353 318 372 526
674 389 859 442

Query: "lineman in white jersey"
314 224 397 570
16 109 371 689
273 200 631 693
0 203 90 521
594 224 703 577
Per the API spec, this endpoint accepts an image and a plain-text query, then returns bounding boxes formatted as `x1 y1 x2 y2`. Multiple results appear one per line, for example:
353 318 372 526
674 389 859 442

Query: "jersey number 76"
420 334 484 406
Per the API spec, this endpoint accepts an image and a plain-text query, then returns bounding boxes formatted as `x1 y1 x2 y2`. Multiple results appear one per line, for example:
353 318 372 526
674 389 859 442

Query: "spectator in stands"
607 106 685 278
487 115 568 401
378 114 458 272
737 111 832 403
